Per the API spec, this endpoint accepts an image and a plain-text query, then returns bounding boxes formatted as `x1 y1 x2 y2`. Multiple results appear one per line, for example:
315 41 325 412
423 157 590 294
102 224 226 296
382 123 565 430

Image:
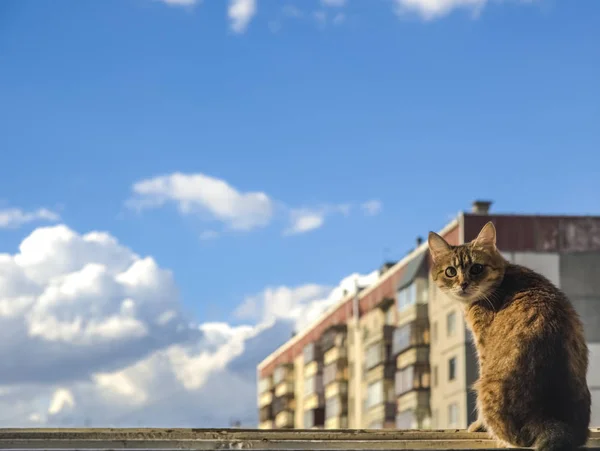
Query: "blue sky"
0 0 599 426
1 0 599 322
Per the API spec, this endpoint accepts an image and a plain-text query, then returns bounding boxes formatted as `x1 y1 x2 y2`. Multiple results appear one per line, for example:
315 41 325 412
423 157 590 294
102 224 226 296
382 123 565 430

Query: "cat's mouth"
450 287 476 302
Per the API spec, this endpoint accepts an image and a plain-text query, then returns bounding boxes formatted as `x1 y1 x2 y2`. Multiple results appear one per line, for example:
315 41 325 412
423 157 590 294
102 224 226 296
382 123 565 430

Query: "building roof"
396 250 427 291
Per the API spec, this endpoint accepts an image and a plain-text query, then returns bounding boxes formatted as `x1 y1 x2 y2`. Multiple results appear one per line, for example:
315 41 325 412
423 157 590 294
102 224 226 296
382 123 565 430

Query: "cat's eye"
445 267 457 278
470 264 484 275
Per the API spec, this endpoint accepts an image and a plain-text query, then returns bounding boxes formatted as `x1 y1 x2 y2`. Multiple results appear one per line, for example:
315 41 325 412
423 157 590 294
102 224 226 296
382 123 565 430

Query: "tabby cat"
428 221 590 451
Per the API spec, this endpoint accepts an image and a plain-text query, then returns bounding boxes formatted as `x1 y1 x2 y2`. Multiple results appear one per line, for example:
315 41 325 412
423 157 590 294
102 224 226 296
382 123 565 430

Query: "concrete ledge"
0 429 598 450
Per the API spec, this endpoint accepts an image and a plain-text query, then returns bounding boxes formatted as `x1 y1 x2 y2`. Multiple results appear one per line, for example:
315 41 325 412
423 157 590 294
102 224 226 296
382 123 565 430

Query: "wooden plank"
0 429 598 450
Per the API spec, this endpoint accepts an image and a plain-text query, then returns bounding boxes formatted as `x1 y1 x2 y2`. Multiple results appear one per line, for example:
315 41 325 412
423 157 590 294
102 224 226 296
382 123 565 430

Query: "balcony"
324 346 347 366
320 325 347 353
392 320 429 356
274 410 294 429
303 342 322 364
325 395 347 420
375 296 395 311
259 376 273 394
396 346 429 370
325 415 348 429
275 381 294 398
323 360 347 385
303 407 325 429
258 420 273 429
364 340 393 372
272 396 294 417
370 325 395 345
395 364 430 397
273 363 293 385
258 390 273 408
396 405 431 430
397 303 429 327
325 380 348 398
259 405 273 422
364 401 397 427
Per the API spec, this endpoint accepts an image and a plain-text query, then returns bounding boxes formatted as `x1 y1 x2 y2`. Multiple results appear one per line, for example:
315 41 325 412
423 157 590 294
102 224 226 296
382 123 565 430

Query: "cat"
428 221 590 451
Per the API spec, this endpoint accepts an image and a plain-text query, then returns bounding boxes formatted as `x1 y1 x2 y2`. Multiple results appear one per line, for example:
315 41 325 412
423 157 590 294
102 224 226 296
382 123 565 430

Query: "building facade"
257 201 600 429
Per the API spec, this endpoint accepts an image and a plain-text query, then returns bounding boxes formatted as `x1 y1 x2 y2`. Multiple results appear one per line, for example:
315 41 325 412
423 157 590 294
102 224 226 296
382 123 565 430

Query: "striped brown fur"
428 222 590 451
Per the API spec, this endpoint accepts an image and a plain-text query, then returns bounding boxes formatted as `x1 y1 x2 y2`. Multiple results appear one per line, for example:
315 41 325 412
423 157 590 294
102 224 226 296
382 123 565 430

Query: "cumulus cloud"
128 172 274 231
0 223 381 427
129 172 381 236
284 201 378 236
228 0 257 33
321 0 347 6
393 0 498 19
0 207 59 229
157 0 198 6
361 199 383 216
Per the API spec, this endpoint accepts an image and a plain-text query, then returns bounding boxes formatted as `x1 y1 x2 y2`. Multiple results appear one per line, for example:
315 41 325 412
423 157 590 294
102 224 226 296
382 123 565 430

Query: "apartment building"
257 200 600 429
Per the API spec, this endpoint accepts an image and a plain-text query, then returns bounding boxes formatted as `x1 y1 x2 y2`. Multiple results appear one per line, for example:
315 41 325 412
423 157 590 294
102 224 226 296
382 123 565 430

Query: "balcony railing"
320 324 347 353
1 429 598 450
395 364 430 397
392 320 429 356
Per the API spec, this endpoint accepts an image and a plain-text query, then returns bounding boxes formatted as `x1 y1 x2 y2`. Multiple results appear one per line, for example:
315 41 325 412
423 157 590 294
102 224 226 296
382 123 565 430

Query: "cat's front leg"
467 418 487 433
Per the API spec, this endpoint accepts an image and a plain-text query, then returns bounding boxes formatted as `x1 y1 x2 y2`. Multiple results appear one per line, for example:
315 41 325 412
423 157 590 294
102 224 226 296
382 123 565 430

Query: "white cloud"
314 10 327 26
361 199 383 216
284 201 379 235
48 388 75 415
0 223 382 427
0 208 59 229
321 0 347 6
157 0 198 6
128 172 273 231
130 172 380 236
333 12 346 25
284 209 326 235
228 0 257 33
394 0 488 19
199 230 220 241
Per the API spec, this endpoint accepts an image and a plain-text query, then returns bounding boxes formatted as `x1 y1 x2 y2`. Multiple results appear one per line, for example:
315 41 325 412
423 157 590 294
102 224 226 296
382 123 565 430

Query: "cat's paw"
467 420 487 433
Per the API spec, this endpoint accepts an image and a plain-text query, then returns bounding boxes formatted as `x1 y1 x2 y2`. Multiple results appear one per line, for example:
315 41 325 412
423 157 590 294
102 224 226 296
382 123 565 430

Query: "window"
396 365 430 395
397 282 417 312
304 409 315 428
326 396 340 419
396 409 414 429
366 380 383 409
304 375 315 397
447 311 456 337
258 377 271 394
392 321 429 355
393 325 410 355
448 403 459 427
365 342 383 369
432 321 438 343
323 362 338 386
395 366 414 395
303 342 318 363
448 357 456 381
433 365 438 387
274 366 286 384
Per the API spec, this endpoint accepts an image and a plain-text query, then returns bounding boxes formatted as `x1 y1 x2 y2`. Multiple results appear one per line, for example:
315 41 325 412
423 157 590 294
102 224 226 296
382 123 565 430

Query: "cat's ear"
474 221 497 249
428 232 451 263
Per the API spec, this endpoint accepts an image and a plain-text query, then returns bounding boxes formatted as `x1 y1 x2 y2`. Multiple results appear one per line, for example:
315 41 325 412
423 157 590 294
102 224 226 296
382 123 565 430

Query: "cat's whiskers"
476 287 497 313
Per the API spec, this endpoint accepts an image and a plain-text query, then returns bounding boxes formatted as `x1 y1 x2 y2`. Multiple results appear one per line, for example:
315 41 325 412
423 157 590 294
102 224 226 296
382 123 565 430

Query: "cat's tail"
535 422 588 451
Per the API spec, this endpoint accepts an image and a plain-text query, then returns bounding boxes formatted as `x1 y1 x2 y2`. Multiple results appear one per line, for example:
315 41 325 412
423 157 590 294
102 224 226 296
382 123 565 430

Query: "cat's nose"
461 282 469 291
